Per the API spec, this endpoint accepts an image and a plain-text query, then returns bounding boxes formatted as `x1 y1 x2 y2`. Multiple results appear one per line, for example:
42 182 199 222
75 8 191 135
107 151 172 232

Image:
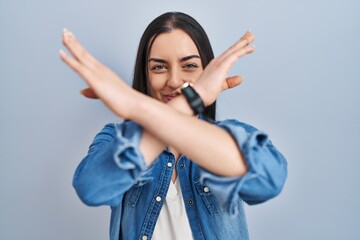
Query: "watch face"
181 82 190 89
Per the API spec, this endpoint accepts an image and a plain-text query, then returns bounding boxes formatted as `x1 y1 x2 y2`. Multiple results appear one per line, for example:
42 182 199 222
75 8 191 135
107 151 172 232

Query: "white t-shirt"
152 178 194 240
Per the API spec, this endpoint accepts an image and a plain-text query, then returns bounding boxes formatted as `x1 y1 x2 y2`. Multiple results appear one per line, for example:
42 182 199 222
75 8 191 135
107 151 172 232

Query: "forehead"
149 29 200 58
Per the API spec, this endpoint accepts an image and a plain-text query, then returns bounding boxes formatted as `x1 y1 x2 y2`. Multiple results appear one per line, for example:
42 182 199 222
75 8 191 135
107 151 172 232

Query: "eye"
151 65 167 72
183 63 199 70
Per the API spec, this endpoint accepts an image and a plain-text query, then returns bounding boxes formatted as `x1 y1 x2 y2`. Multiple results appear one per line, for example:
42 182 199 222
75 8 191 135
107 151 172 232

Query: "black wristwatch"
181 82 205 115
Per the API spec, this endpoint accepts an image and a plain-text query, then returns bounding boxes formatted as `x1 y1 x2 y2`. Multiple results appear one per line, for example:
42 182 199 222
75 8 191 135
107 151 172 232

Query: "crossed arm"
60 29 255 177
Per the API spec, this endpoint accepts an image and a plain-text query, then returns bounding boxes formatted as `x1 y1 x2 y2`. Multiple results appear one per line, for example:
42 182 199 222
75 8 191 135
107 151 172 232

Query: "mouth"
163 93 179 102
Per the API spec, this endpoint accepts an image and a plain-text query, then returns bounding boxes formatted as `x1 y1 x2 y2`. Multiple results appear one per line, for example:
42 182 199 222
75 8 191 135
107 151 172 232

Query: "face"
147 29 203 103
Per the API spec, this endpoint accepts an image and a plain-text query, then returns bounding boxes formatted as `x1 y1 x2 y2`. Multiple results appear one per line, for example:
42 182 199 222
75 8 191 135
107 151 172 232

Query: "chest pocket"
194 179 226 215
123 184 143 207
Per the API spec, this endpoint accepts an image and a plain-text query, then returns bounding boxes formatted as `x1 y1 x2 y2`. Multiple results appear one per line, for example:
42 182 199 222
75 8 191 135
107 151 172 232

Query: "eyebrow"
148 55 201 63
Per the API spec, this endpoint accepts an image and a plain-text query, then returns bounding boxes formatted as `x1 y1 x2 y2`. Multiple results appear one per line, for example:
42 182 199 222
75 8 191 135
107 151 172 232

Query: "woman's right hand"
194 31 255 107
60 29 139 119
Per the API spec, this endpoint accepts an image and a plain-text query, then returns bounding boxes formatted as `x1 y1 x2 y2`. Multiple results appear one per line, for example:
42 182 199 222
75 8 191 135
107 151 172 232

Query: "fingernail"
59 49 66 56
247 29 251 33
63 28 74 37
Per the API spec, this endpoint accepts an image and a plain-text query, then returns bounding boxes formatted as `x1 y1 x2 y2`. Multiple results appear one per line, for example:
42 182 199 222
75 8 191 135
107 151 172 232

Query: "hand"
194 31 255 106
59 29 136 119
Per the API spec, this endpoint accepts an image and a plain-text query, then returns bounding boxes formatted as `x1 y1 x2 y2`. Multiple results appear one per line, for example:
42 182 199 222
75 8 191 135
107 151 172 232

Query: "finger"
217 44 256 75
62 29 99 69
232 31 255 52
219 31 255 60
80 88 99 99
240 30 255 46
227 44 256 63
209 45 254 78
59 49 93 82
222 76 244 91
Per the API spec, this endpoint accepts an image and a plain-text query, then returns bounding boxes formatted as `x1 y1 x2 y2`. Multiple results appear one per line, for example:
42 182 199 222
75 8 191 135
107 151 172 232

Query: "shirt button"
142 235 148 240
203 187 210 193
167 162 173 168
156 196 162 202
180 164 185 168
188 199 193 205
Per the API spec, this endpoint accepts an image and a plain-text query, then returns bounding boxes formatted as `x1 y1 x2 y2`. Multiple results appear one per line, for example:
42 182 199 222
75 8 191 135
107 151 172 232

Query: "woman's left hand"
194 31 255 107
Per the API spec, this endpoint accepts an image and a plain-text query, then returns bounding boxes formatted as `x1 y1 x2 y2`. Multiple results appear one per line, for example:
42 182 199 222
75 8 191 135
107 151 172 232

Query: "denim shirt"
73 119 287 240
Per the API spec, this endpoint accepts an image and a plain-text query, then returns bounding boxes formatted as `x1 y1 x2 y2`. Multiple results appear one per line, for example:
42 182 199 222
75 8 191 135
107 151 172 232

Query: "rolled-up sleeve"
73 121 151 207
199 119 287 213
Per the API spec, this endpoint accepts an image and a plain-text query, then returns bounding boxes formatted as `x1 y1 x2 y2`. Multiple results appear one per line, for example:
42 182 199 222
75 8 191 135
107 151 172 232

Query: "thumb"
80 88 99 99
222 76 244 91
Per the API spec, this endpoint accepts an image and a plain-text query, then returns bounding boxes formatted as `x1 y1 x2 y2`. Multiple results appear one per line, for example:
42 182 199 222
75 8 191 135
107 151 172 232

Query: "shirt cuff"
114 121 153 185
199 119 287 214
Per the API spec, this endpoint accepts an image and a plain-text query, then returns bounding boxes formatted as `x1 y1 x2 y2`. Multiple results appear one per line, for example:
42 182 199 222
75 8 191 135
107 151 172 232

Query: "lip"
163 93 179 102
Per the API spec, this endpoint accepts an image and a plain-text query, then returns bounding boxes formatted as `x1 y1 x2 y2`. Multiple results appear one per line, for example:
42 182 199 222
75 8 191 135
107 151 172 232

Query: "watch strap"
181 82 205 115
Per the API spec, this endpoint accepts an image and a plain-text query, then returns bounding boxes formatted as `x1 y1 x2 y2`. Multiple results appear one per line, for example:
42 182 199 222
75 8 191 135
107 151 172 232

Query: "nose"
166 69 184 90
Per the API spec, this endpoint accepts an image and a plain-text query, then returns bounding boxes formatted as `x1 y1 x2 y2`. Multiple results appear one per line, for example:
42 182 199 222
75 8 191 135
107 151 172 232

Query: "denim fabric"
73 119 287 240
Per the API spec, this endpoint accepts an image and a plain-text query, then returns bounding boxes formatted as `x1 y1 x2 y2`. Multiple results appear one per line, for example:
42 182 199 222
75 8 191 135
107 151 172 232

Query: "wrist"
192 83 210 107
120 86 146 121
167 95 196 116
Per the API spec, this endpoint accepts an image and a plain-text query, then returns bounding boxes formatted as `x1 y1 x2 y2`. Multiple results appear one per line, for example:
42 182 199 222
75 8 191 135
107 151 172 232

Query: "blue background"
1 0 359 239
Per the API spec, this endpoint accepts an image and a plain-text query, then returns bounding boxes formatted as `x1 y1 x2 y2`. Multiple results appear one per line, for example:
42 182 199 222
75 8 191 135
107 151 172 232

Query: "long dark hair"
132 12 216 121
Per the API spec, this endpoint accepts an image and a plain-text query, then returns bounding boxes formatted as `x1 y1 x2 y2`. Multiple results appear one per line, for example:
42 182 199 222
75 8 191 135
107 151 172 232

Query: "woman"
60 12 287 240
